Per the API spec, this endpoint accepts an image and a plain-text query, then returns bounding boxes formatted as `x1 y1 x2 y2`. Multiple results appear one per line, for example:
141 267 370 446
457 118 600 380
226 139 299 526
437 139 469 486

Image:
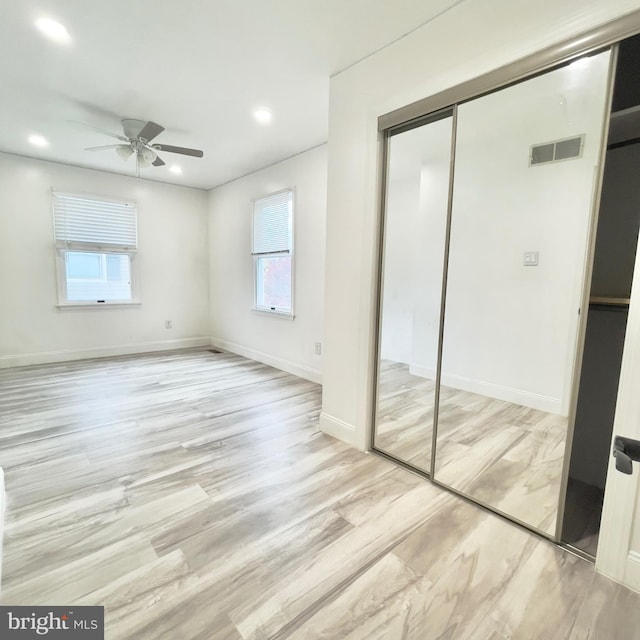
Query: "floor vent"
530 135 584 166
207 348 223 354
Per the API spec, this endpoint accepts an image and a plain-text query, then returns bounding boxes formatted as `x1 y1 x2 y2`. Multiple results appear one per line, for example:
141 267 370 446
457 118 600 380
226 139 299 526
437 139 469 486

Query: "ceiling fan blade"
153 144 204 158
85 144 127 151
152 155 166 167
138 121 164 142
68 120 129 142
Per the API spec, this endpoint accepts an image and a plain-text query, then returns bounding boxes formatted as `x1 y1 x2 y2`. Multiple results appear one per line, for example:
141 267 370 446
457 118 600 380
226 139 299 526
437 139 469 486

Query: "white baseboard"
210 337 322 384
408 364 562 414
319 411 362 449
0 337 211 369
441 373 563 414
409 364 436 379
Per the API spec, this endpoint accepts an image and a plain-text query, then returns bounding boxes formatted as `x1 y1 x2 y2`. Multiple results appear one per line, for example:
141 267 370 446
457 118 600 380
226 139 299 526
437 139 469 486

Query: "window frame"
52 192 140 308
251 188 295 317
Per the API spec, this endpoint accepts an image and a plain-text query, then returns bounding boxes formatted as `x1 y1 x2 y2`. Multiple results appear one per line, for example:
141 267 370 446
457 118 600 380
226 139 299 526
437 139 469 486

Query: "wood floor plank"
73 550 199 640
230 483 451 639
568 571 640 640
2 535 159 605
102 509 354 639
458 543 594 640
278 552 430 640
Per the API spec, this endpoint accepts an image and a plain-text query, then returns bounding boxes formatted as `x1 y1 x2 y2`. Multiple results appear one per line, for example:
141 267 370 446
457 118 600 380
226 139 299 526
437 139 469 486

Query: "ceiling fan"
73 118 204 175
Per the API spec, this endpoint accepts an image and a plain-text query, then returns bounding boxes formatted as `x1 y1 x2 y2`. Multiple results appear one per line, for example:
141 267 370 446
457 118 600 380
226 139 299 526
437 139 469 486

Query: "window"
252 189 293 314
53 192 138 305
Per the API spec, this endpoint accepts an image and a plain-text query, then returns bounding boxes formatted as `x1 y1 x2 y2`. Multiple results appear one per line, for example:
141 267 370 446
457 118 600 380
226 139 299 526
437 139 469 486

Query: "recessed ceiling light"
35 17 71 44
28 134 49 148
169 165 183 175
253 109 272 125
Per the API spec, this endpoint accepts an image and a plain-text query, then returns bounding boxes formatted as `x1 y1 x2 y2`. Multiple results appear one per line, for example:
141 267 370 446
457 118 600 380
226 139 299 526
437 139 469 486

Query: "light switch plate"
524 251 539 266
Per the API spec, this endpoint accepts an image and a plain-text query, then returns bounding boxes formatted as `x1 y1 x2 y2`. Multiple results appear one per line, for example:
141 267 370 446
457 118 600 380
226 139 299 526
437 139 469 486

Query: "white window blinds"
252 190 292 255
53 193 137 249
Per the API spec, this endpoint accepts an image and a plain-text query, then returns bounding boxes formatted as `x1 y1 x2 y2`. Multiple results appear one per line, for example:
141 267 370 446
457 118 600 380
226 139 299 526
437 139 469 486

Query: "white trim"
210 337 321 384
409 364 563 414
441 373 563 414
408 364 437 379
0 337 210 369
251 307 295 320
53 190 137 207
319 412 362 449
597 194 640 582
56 302 142 309
624 551 640 593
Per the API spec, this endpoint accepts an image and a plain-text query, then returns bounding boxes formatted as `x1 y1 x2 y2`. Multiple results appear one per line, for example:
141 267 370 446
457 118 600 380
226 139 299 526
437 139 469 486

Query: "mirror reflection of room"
374 113 453 473
434 51 612 536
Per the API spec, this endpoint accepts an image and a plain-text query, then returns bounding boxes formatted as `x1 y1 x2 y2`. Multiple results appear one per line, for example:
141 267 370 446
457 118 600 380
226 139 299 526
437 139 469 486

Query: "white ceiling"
0 0 462 190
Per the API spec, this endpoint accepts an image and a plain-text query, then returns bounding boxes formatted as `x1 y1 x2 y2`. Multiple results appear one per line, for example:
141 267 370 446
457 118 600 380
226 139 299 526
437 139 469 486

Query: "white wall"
379 176 420 365
321 0 640 449
208 145 327 383
379 117 451 371
0 152 210 368
379 170 447 372
439 53 610 415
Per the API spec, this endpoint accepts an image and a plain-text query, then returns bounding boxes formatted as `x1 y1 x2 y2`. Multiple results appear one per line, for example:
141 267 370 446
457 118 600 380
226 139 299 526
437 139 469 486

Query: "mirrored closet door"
374 48 615 536
433 50 613 536
373 110 453 473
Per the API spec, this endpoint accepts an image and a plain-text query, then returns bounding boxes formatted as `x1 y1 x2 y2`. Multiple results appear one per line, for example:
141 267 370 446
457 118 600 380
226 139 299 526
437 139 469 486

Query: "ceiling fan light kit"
76 118 204 176
115 145 133 161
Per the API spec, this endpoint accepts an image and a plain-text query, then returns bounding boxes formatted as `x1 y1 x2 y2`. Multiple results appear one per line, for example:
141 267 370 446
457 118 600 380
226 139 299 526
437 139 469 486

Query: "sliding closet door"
373 111 453 472
433 52 613 535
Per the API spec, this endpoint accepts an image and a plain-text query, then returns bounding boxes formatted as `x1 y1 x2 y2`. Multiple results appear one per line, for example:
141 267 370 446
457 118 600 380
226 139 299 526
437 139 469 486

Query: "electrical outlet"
314 341 322 355
165 320 173 329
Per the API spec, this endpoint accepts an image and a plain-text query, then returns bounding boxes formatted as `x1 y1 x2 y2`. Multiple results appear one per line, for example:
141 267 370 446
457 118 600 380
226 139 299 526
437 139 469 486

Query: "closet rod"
589 296 630 307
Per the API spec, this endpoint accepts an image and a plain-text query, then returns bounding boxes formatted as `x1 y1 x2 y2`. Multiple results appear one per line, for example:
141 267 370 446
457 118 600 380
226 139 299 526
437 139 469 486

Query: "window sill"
251 307 295 320
56 302 141 310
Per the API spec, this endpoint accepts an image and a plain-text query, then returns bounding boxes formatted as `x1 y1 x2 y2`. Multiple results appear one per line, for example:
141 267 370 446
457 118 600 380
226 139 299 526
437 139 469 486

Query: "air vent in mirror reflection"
530 135 584 166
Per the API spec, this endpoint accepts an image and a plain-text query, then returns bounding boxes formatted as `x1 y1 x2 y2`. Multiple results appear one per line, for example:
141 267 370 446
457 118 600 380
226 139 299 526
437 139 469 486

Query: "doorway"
562 33 640 557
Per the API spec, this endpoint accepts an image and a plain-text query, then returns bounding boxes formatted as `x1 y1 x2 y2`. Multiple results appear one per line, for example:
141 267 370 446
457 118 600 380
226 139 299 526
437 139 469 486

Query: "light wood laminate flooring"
375 361 566 535
1 349 639 639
